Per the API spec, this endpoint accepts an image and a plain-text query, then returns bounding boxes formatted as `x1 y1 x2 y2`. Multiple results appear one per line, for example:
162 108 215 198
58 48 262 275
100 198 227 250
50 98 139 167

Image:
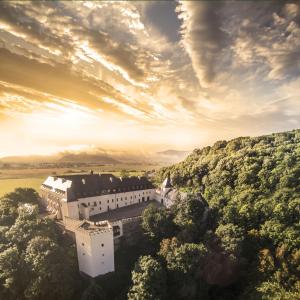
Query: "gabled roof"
42 173 154 202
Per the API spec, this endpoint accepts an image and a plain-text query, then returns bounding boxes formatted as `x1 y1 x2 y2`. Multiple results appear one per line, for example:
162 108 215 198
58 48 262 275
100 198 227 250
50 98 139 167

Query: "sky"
0 1 299 157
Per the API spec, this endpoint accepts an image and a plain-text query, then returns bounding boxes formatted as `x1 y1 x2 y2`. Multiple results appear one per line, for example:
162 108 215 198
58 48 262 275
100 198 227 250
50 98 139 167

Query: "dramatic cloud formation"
0 1 299 156
177 1 226 87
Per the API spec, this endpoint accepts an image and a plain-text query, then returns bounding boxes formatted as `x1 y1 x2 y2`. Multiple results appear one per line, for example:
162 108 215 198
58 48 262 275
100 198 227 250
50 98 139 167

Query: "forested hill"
149 129 300 299
157 129 300 212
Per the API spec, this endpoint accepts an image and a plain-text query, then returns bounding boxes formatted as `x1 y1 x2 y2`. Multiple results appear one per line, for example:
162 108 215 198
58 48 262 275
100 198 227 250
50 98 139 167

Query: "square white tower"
75 221 115 277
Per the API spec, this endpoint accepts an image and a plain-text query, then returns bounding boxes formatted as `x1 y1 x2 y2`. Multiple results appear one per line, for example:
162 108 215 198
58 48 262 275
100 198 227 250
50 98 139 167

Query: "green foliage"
0 188 40 226
158 238 209 299
0 188 79 300
0 246 28 297
142 204 177 241
152 129 300 299
173 194 209 242
24 236 75 300
215 223 244 257
128 255 167 300
160 238 207 274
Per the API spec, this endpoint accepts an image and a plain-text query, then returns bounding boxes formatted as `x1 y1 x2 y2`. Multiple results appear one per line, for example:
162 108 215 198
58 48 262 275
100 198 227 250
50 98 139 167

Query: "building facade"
40 172 175 278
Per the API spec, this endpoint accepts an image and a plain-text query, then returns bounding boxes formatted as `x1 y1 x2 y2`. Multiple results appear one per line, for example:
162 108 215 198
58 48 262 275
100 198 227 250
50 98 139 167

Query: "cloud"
176 1 226 87
0 1 300 156
231 2 300 81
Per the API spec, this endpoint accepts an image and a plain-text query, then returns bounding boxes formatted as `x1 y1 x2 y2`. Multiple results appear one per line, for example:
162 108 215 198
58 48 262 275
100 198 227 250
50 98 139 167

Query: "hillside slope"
158 129 300 213
154 129 300 298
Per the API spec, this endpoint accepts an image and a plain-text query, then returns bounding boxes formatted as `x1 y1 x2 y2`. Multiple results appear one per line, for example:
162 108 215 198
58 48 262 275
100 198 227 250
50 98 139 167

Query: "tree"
24 236 75 300
120 169 130 178
0 188 78 300
6 204 41 248
0 246 28 298
4 188 40 205
142 204 176 241
159 239 208 274
0 197 18 226
174 194 208 242
159 238 209 299
128 256 167 300
215 223 245 258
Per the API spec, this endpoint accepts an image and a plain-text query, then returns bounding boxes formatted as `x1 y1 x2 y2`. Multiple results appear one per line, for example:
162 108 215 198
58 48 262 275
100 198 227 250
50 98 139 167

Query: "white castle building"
40 172 177 278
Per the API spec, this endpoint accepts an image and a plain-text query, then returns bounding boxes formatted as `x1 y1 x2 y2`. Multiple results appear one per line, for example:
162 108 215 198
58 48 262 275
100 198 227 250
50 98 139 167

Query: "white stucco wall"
66 201 79 220
76 188 156 217
75 228 115 277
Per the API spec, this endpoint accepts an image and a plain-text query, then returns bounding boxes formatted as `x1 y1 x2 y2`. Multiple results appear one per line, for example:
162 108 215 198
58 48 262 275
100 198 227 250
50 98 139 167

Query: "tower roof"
161 176 172 188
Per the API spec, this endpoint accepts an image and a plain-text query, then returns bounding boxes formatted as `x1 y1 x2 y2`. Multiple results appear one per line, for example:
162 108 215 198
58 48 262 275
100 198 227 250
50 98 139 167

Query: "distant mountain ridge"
58 153 119 164
156 149 189 156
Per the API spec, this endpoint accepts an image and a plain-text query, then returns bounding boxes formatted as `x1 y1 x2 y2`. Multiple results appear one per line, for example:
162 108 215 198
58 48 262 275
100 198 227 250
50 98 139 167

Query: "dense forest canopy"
0 188 86 300
141 129 299 299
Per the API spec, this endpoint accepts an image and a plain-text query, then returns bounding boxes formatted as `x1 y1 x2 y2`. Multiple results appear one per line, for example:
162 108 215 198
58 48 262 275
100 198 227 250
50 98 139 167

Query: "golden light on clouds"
0 1 299 157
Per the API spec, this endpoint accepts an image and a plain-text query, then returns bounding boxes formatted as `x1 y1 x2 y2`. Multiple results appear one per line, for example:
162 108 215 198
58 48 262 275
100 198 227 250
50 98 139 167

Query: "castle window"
82 243 84 246
94 202 97 206
82 253 85 256
107 200 109 203
102 254 104 256
101 243 104 247
125 197 127 200
112 199 114 202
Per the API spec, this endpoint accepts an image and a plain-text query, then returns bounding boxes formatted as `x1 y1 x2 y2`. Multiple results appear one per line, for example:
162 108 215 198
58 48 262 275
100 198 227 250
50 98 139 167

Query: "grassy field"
0 177 44 197
0 164 160 197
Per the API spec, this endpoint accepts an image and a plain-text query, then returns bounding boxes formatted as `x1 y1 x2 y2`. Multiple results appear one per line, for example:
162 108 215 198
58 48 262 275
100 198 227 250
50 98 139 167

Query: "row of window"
83 196 151 212
76 188 153 197
82 193 152 207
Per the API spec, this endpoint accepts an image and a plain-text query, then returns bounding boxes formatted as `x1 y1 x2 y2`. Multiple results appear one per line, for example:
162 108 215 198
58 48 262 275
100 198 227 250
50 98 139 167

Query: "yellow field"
0 177 44 197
